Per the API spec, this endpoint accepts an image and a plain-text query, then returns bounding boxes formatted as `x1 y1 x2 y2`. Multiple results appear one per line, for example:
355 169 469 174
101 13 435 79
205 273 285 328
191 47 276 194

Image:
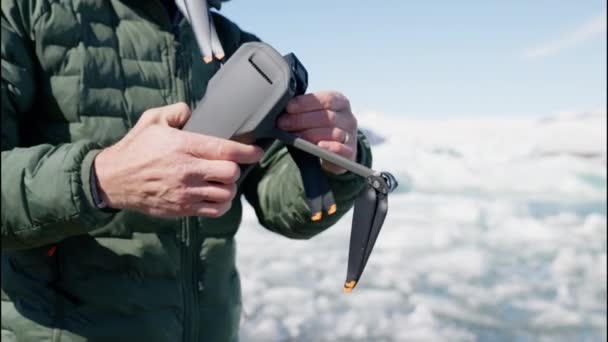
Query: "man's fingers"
189 201 233 218
187 160 242 184
184 183 237 203
318 140 357 174
160 102 192 128
286 91 350 113
278 110 355 132
318 140 356 160
181 132 264 163
294 127 347 144
140 102 192 128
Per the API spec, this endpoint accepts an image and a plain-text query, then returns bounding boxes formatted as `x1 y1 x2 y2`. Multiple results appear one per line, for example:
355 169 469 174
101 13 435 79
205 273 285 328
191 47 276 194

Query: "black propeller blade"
344 173 395 292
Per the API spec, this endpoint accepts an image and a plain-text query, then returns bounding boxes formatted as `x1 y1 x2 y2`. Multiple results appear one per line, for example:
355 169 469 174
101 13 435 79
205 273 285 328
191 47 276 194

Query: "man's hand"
94 103 263 217
278 91 358 174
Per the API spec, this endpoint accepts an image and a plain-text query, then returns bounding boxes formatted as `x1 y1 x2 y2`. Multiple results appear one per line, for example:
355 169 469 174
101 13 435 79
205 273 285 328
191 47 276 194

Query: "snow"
237 111 607 341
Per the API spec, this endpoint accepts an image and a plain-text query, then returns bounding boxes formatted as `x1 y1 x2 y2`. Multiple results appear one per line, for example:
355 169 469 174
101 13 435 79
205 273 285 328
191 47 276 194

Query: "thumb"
158 102 192 128
139 102 192 128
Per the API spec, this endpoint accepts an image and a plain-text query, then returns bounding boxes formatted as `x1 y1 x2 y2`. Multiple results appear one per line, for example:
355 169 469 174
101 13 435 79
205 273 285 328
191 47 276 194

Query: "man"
1 0 372 341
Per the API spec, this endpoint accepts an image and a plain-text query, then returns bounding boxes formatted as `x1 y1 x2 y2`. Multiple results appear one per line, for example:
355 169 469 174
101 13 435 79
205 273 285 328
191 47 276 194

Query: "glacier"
236 111 607 342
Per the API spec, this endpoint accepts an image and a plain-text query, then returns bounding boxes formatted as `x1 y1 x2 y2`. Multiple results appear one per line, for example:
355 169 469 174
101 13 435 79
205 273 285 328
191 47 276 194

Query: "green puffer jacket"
1 1 372 341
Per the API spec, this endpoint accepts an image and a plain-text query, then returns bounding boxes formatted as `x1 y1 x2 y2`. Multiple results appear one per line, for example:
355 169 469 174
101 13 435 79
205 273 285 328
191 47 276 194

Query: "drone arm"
272 129 375 179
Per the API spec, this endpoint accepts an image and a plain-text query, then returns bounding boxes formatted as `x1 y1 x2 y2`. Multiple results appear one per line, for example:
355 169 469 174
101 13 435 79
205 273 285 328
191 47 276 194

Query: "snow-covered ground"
236 112 607 342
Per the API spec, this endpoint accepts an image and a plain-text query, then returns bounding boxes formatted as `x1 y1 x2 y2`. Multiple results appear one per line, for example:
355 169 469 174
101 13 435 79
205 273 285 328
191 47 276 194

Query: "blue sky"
220 1 606 118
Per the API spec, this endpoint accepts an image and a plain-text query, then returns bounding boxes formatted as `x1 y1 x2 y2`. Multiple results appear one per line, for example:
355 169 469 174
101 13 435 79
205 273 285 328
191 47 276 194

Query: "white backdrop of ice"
236 112 607 341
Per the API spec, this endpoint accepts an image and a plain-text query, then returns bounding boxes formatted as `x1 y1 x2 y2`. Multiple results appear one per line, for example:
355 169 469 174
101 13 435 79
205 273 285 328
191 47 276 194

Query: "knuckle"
226 163 241 182
198 187 211 201
139 109 152 121
173 102 191 115
139 109 158 125
327 92 341 108
184 141 198 156
328 96 339 110
343 144 355 156
226 184 238 200
290 96 301 108
169 132 188 152
326 111 338 125
289 115 301 128
351 114 358 129
330 92 349 110
175 190 192 205
206 205 226 218
216 142 228 159
333 128 344 141
175 163 190 182
217 202 232 216
330 90 343 98
206 209 221 218
198 162 212 181
341 95 351 110
224 148 238 161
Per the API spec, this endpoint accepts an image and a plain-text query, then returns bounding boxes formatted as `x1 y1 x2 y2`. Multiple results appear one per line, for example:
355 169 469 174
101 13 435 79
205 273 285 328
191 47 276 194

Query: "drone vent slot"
248 55 273 85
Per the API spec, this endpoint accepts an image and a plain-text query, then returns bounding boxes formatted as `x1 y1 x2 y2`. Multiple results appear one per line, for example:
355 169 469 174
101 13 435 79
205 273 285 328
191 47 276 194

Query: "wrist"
92 149 119 210
76 149 120 226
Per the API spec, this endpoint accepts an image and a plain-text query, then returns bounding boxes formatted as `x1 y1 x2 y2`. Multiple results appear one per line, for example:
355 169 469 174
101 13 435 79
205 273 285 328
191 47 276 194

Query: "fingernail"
254 146 264 158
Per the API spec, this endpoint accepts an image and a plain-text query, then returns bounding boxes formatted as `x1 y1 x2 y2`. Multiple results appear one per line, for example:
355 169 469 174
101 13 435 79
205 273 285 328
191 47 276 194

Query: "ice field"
236 111 607 341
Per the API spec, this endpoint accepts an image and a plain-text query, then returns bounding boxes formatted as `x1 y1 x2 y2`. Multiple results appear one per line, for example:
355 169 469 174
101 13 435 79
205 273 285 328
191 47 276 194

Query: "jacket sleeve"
243 132 373 240
1 2 116 251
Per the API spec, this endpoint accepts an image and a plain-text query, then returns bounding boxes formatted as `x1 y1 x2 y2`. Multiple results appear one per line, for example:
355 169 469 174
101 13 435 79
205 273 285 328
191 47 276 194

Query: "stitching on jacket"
51 327 62 342
17 168 35 226
8 212 80 234
107 0 129 123
76 57 82 121
66 146 85 224
120 57 166 63
30 0 52 40
84 84 163 91
163 33 174 106
62 0 84 124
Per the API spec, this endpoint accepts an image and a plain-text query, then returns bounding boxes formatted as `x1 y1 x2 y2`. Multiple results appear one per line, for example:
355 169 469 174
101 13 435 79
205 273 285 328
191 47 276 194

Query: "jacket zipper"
190 217 201 341
179 218 192 342
179 37 201 342
171 12 200 342
180 217 200 342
